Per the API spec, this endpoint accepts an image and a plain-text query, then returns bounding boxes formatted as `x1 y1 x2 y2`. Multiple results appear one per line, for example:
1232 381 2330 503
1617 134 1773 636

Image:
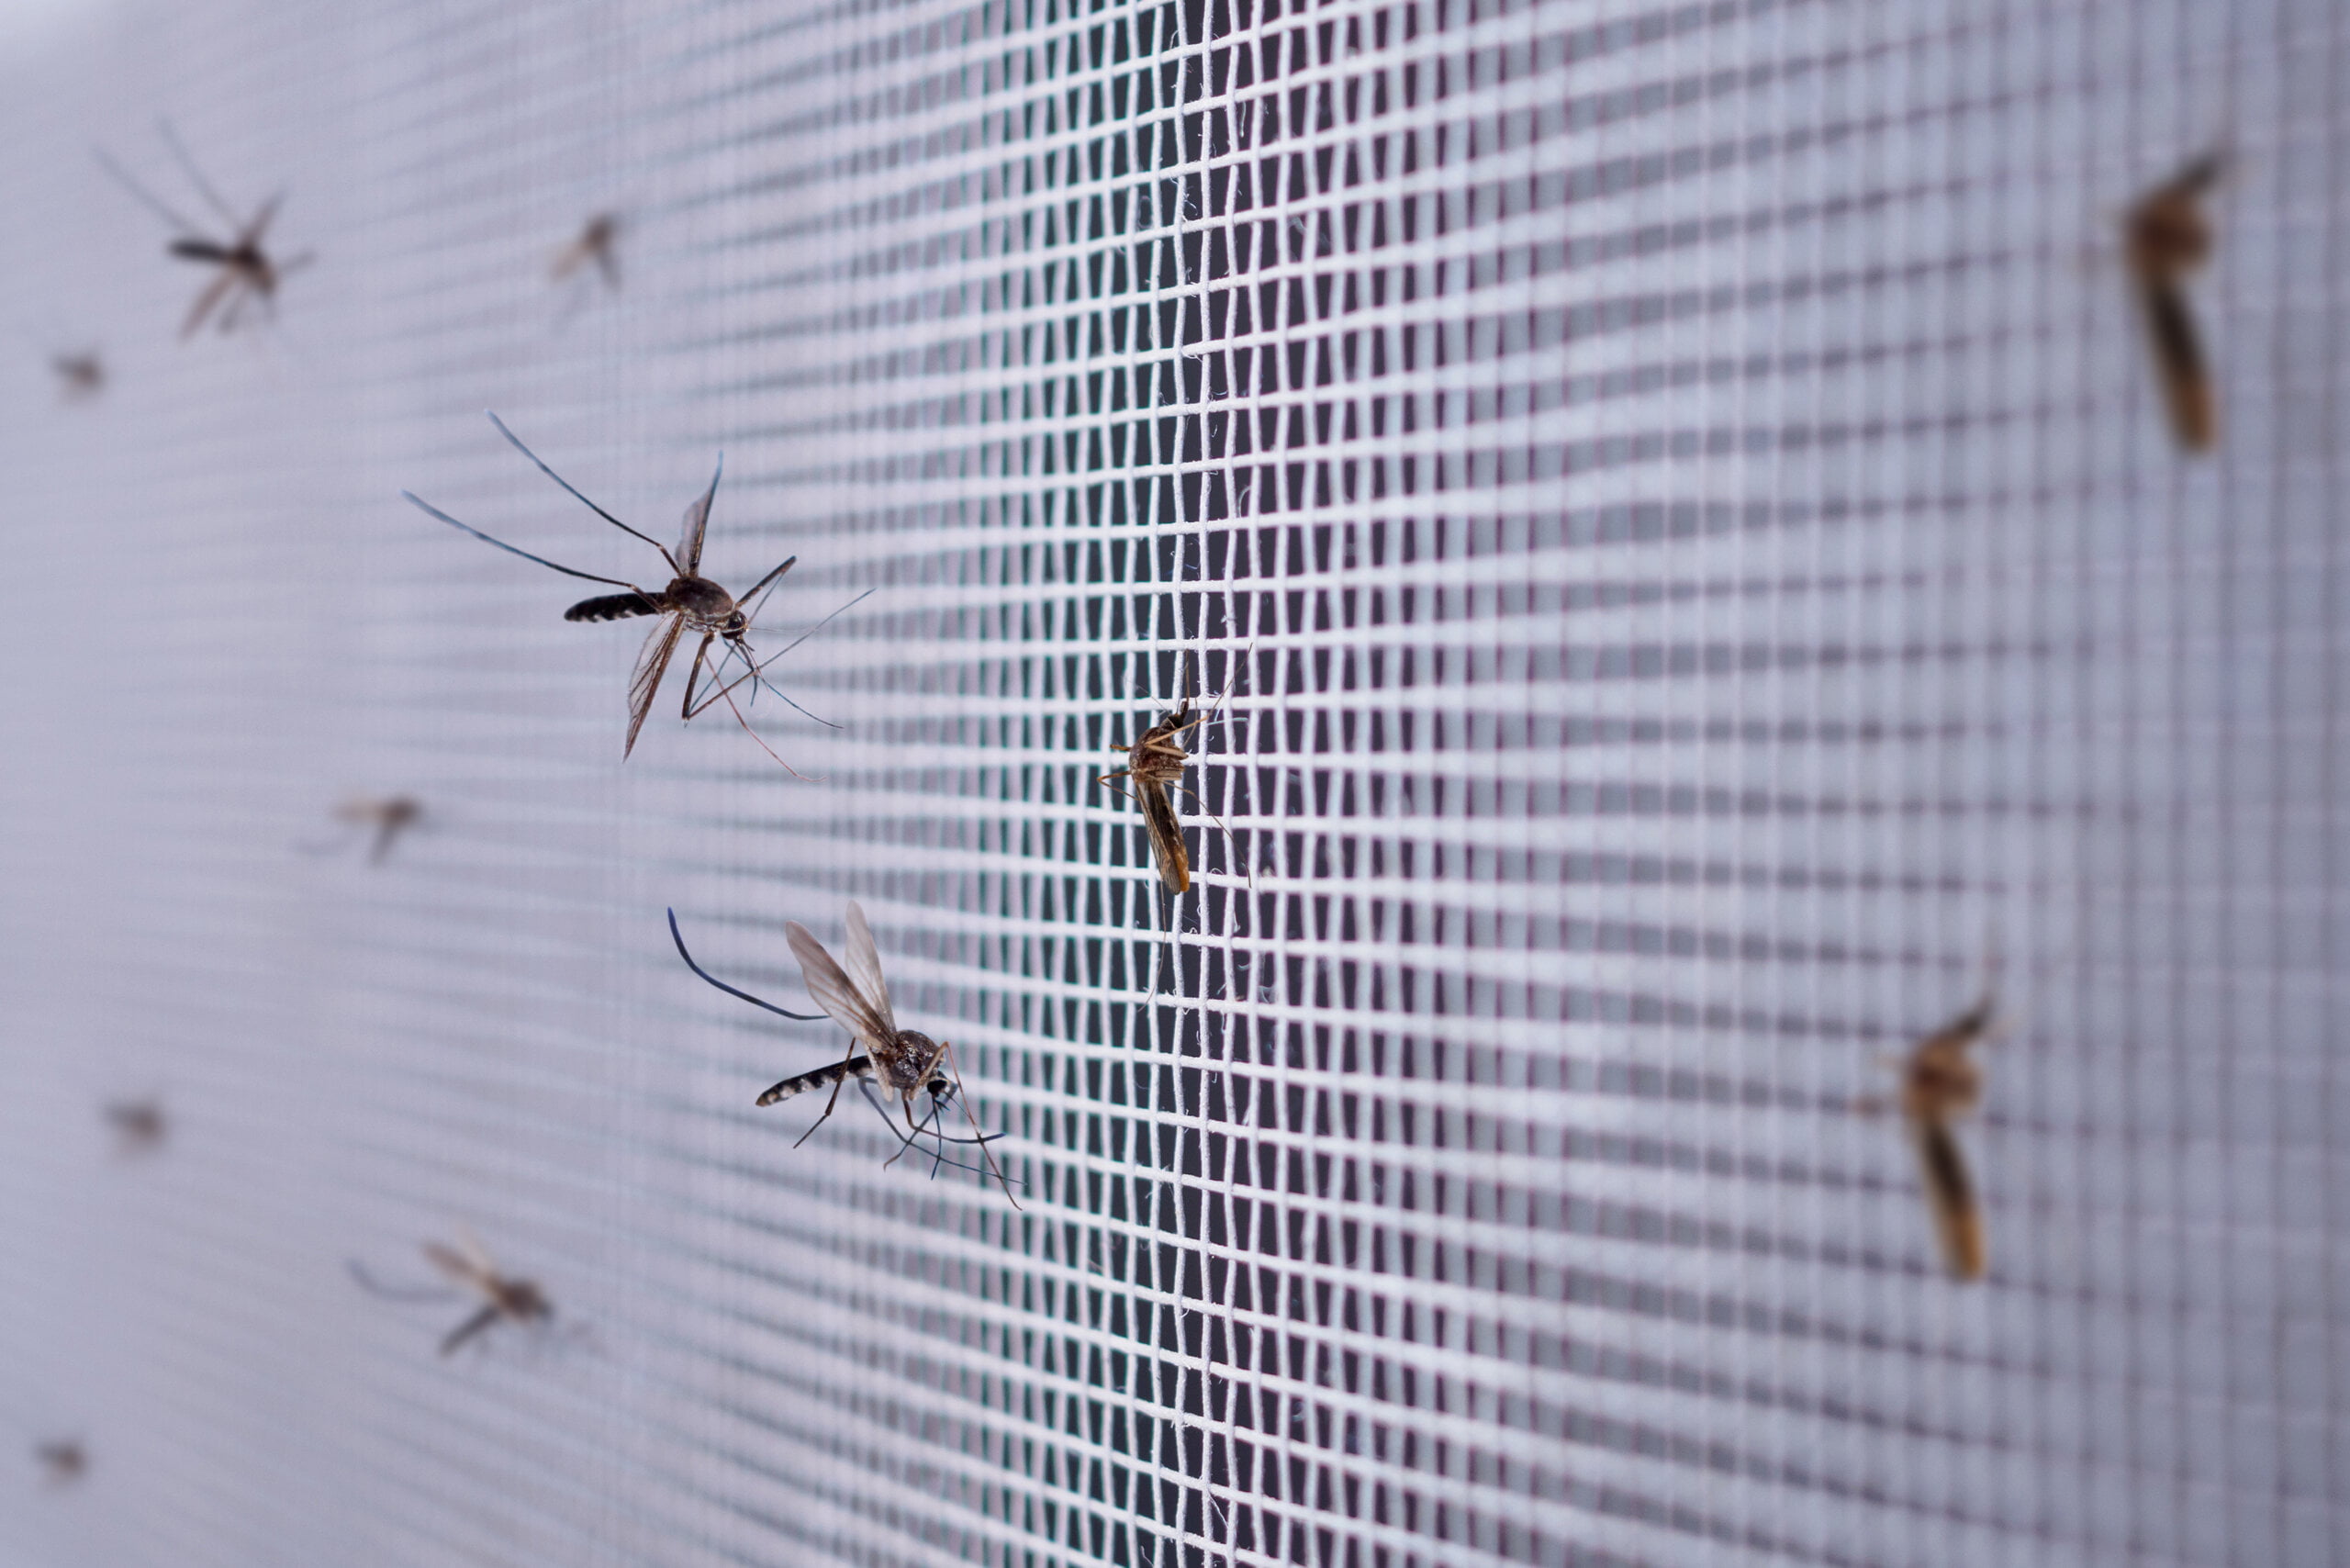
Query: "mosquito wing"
838 902 896 1034
675 455 722 575
1137 780 1191 892
1908 1116 1986 1280
624 614 687 758
422 1240 490 1294
785 919 895 1050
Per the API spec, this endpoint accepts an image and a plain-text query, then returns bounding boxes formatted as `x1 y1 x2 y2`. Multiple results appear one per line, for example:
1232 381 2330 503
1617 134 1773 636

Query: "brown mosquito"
104 1099 167 1155
350 1230 554 1356
50 352 103 401
2124 151 2225 452
331 794 422 865
403 412 859 767
668 904 1017 1202
552 213 621 291
35 1440 86 1487
1858 991 1998 1280
96 123 309 340
1096 659 1246 894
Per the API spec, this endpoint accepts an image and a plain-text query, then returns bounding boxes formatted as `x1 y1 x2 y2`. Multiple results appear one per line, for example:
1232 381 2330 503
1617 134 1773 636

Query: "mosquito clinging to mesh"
349 1230 555 1356
402 411 864 768
2124 150 2225 452
667 904 1018 1204
1096 655 1246 895
96 122 309 339
1857 991 1999 1280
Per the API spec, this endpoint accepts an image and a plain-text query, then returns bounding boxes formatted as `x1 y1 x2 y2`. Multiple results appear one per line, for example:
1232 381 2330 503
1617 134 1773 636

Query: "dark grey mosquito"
667 905 1018 1201
50 352 103 401
96 123 308 339
552 213 621 291
350 1230 554 1356
35 1439 86 1487
402 412 861 767
2125 151 2224 452
104 1099 166 1155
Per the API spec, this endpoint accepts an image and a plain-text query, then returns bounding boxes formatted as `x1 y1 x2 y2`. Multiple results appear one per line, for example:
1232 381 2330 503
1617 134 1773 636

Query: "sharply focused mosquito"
1096 656 1246 895
403 411 862 767
350 1230 555 1356
2125 151 2225 452
1858 991 1999 1280
667 904 1018 1203
552 213 621 291
317 793 422 865
35 1439 86 1487
104 1099 167 1156
96 123 309 339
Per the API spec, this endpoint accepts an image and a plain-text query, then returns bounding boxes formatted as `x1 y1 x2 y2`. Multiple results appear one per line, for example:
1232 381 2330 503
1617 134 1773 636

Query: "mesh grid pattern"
1 2 2344 1567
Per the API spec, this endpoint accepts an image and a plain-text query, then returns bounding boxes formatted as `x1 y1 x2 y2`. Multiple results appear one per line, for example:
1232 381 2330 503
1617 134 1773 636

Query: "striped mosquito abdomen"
565 590 663 622
757 1055 876 1106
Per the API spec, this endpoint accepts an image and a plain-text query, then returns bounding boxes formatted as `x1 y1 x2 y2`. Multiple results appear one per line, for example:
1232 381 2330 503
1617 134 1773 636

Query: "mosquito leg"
347 1260 459 1304
679 633 713 722
439 1304 503 1357
158 119 242 231
790 1043 864 1148
939 1045 1021 1206
666 909 826 1021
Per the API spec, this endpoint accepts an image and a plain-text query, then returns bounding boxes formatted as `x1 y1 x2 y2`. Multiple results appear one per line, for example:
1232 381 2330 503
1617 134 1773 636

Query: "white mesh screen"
2 2 2344 1567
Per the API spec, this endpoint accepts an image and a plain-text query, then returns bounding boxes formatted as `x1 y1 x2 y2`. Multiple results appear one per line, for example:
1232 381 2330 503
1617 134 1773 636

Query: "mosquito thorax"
884 1031 942 1095
667 576 736 623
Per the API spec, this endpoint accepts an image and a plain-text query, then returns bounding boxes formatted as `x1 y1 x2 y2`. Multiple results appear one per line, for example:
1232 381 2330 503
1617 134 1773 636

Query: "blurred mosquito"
35 1440 85 1487
2124 151 2224 452
50 351 103 401
667 905 1019 1202
552 213 621 291
1096 655 1246 895
308 793 422 865
350 1230 554 1356
104 1099 167 1156
95 123 309 339
1856 991 1999 1280
403 411 866 768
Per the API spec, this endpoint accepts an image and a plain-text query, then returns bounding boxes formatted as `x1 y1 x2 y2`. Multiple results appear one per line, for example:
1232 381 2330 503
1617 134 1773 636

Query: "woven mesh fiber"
0 2 2342 1568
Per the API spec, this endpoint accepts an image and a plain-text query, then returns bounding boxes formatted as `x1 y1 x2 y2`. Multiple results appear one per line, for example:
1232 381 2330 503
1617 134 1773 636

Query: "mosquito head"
720 609 750 640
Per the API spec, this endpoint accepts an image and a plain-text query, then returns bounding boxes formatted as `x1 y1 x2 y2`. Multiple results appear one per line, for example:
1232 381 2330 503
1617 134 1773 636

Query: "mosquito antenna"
157 119 242 232
481 411 680 571
347 1260 458 1305
666 909 825 1021
400 490 643 589
95 145 204 236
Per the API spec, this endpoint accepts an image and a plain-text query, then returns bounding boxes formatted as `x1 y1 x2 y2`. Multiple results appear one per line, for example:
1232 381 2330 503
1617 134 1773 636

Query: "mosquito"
1858 991 1998 1281
327 794 422 865
1096 656 1246 895
104 1099 167 1155
402 411 849 767
552 213 621 291
2124 151 2225 452
50 351 103 401
96 123 308 340
350 1230 554 1356
668 904 1018 1202
36 1439 86 1487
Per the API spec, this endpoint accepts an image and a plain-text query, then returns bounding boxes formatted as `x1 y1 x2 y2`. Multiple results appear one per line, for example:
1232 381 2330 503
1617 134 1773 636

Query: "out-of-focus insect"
331 794 422 865
1858 991 1998 1280
667 904 1017 1203
35 1440 86 1487
1096 659 1245 894
50 351 103 401
2124 151 2225 452
350 1230 554 1356
104 1099 166 1155
552 213 621 291
95 123 309 340
403 413 856 767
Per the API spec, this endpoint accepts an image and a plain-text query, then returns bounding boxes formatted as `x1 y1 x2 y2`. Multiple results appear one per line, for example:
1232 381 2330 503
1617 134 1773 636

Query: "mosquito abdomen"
565 591 661 622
